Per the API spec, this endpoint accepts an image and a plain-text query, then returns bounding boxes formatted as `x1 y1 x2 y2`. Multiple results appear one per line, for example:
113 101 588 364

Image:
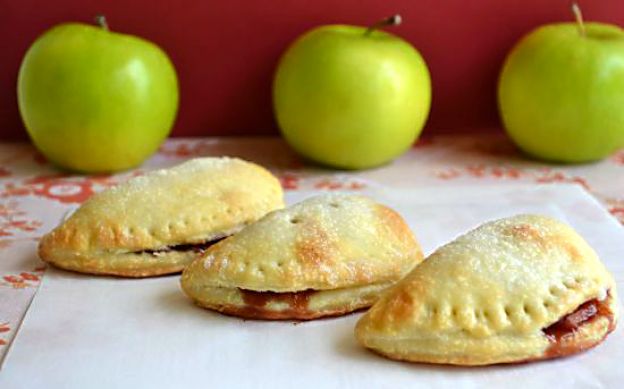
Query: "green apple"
18 16 178 173
273 15 431 169
498 6 624 163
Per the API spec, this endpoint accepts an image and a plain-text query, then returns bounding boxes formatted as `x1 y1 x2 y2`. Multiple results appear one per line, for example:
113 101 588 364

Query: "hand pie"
38 157 284 277
181 194 423 320
355 214 618 365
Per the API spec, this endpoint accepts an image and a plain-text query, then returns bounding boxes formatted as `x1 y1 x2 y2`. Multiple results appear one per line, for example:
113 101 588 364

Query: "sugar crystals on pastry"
38 157 284 277
355 214 618 365
181 194 423 320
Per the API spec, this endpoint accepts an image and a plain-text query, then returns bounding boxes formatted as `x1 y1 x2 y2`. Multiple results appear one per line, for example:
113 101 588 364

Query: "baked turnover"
38 157 284 277
356 214 618 365
181 194 423 320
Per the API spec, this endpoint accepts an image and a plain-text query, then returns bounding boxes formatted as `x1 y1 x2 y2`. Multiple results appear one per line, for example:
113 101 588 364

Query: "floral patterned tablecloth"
0 134 622 365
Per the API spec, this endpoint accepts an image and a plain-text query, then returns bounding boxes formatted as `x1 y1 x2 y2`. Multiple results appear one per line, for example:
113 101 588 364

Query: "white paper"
3 184 624 388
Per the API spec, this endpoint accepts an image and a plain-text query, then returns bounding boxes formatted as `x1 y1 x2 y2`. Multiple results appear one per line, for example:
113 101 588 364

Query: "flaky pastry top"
39 157 284 256
182 194 422 292
357 214 617 345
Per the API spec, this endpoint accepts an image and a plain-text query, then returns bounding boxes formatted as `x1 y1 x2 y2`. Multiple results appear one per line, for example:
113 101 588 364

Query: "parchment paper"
2 184 623 388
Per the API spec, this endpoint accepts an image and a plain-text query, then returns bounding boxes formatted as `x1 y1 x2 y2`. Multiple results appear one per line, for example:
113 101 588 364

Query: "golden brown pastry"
356 214 618 365
38 157 284 277
181 194 423 320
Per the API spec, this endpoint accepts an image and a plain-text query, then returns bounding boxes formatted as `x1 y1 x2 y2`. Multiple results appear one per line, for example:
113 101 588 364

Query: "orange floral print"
313 178 366 191
604 198 624 225
2 275 28 288
19 272 40 281
30 178 96 203
0 201 42 237
1 264 45 289
2 267 45 289
535 171 590 190
279 173 300 190
159 140 216 158
436 169 461 180
436 165 525 180
435 165 590 191
611 149 624 166
276 174 366 191
1 174 122 204
0 322 10 346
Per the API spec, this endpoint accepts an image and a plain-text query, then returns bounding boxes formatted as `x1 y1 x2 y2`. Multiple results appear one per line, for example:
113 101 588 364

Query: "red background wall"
2 0 624 140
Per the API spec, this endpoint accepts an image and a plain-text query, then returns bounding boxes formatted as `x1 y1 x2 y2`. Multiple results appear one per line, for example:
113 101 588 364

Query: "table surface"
1 134 623 366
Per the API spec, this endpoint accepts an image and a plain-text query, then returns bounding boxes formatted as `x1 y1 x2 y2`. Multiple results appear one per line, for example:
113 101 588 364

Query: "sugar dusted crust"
38 157 284 277
181 194 424 319
355 214 619 365
182 194 422 292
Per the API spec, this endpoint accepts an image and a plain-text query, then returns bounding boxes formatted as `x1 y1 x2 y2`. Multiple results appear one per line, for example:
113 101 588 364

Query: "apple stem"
95 14 109 31
571 2 586 37
364 14 402 36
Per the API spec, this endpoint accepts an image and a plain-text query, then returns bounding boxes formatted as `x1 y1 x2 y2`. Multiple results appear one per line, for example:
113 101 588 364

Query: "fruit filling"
542 290 613 338
232 289 317 319
139 236 227 256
